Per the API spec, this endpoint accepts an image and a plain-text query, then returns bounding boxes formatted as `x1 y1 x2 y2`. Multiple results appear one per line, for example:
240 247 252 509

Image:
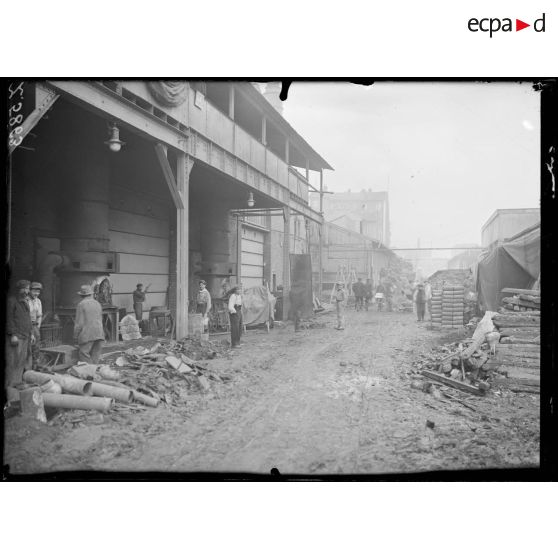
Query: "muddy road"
4 308 539 475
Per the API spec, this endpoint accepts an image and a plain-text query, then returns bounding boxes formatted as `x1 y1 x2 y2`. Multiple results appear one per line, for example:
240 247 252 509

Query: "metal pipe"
132 391 159 407
89 381 133 403
23 370 93 396
42 393 113 413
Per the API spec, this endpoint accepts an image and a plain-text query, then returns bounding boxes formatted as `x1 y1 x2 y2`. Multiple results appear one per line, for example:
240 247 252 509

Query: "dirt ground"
4 307 540 476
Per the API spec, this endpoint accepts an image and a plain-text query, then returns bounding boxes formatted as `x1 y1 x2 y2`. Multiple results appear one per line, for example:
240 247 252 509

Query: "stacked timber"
500 288 541 312
486 303 540 387
441 285 464 328
430 289 442 327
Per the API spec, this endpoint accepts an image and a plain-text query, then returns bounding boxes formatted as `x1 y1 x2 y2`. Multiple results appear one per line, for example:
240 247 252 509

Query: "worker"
424 280 433 317
353 277 365 311
290 289 302 332
196 279 212 331
375 282 386 311
364 278 373 311
28 281 43 369
5 279 33 389
414 283 427 322
334 282 346 330
74 284 104 364
132 283 150 322
228 285 243 348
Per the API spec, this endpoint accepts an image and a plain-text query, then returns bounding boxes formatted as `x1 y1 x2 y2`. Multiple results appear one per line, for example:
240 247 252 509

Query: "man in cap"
5 279 33 388
132 282 150 322
28 282 43 368
334 281 347 330
74 284 104 364
196 279 212 331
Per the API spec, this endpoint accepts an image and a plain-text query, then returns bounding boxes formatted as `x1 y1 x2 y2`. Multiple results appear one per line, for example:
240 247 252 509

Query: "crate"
39 324 63 348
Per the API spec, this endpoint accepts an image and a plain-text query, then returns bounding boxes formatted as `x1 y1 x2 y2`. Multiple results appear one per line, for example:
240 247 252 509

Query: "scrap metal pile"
9 337 232 423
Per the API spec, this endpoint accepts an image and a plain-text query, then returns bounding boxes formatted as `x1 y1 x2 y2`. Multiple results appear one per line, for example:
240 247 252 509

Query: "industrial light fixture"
247 192 255 208
104 122 126 152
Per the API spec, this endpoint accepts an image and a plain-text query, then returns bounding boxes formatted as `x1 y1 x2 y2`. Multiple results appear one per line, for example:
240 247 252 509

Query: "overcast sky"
282 82 540 250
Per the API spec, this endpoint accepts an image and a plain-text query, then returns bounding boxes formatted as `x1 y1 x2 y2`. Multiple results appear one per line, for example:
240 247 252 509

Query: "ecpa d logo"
468 13 546 37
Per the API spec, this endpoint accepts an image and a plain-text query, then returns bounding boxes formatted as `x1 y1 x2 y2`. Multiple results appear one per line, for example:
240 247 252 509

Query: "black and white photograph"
3 79 553 478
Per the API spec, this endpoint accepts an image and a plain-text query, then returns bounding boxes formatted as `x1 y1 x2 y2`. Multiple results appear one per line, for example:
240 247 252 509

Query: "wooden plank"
420 370 485 396
10 84 59 154
154 143 184 209
499 328 540 338
499 337 540 345
498 365 540 377
117 253 169 274
109 230 169 257
109 273 169 294
496 345 540 355
109 209 169 238
501 288 540 296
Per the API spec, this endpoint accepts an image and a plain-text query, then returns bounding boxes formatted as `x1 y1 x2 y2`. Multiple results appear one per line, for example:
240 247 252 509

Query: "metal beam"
154 143 184 209
47 80 187 151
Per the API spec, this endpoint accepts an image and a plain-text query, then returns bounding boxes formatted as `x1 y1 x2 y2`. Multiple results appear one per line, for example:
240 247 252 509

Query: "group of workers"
333 277 433 330
5 279 105 391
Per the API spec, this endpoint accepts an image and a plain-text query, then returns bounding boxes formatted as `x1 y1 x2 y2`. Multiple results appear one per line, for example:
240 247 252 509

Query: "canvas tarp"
476 223 540 311
241 286 276 326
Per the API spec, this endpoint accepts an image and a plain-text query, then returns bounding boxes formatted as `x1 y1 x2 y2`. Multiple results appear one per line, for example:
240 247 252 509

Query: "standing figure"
228 285 243 348
196 279 212 331
5 279 33 389
353 277 364 311
334 282 346 330
74 285 104 364
364 278 373 311
375 282 386 311
132 283 150 322
28 282 43 369
424 280 432 317
414 283 426 322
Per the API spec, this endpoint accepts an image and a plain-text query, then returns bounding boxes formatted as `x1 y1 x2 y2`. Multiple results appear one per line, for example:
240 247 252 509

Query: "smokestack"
264 82 283 115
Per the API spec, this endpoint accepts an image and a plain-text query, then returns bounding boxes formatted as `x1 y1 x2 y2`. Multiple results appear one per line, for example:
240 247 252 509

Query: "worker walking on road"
334 282 346 330
228 285 243 348
74 285 104 364
353 277 365 311
414 283 427 322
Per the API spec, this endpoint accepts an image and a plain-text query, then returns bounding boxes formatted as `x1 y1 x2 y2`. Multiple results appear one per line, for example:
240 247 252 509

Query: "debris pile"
500 287 540 312
5 337 233 423
410 298 540 398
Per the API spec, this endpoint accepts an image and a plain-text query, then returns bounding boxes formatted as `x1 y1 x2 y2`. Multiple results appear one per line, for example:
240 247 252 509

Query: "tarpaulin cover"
289 254 314 319
241 286 276 326
147 81 188 107
476 224 540 311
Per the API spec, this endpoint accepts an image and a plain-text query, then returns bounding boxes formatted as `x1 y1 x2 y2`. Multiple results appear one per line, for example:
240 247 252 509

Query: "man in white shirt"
28 281 43 368
196 280 212 331
228 285 243 348
334 282 346 330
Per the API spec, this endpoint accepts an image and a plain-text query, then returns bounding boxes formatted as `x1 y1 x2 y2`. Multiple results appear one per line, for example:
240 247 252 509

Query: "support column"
176 152 193 340
228 85 235 120
282 206 291 320
236 214 242 286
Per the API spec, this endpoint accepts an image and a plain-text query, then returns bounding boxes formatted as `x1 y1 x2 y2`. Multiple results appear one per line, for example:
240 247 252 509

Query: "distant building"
312 189 390 246
481 208 540 248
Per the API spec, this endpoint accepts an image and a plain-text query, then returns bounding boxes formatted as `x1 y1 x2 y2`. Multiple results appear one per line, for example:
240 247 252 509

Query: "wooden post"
236 214 242 286
261 116 267 145
283 206 291 320
305 159 310 181
176 152 193 340
229 84 235 120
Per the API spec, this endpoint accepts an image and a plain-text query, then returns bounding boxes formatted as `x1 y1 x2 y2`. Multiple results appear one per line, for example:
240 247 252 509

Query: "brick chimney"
263 82 283 115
